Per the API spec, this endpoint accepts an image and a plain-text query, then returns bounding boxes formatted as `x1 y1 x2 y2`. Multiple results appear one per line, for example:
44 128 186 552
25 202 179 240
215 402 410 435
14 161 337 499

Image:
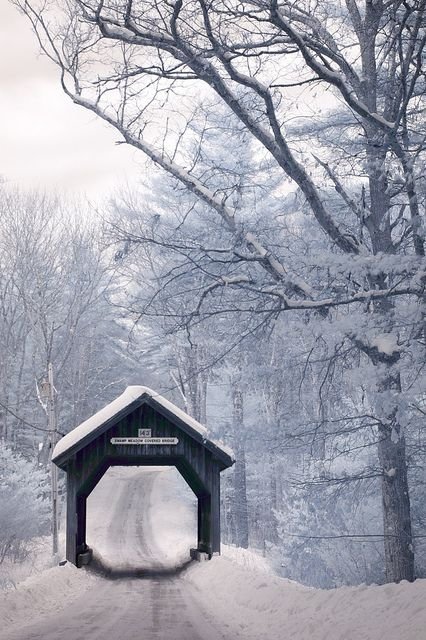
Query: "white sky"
0 3 143 197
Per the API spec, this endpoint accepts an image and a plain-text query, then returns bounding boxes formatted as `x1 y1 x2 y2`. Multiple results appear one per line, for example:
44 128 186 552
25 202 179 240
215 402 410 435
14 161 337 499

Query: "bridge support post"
197 469 221 557
211 468 221 554
66 472 78 565
197 493 211 554
77 495 88 552
66 467 92 566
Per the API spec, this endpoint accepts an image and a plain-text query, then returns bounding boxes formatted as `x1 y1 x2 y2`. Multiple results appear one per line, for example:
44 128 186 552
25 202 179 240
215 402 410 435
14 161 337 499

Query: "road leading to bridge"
3 467 425 640
5 468 231 640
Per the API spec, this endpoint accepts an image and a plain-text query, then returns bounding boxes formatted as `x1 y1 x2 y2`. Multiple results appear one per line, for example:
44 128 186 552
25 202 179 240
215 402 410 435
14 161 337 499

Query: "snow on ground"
185 555 426 640
147 466 198 563
149 467 426 640
221 543 273 575
149 466 273 575
1 466 426 640
0 563 95 633
0 536 54 590
153 468 426 640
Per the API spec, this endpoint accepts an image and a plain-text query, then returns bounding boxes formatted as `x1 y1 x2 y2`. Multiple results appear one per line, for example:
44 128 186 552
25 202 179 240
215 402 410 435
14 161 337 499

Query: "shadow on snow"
85 552 194 581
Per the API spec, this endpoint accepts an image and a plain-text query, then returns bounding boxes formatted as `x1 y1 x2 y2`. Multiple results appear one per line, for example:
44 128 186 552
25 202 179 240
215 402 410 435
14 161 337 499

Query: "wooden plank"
65 465 78 565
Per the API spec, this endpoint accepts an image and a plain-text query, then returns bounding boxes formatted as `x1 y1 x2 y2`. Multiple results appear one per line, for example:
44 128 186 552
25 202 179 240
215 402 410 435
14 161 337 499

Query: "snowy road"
3 467 426 640
5 467 228 640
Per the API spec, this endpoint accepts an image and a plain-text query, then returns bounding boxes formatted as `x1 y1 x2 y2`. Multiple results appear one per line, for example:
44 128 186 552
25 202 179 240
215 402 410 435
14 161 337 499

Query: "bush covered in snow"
0 445 50 569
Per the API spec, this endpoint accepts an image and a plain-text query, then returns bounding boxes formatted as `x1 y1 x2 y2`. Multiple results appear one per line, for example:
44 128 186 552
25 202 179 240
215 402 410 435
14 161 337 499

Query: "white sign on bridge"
110 437 179 445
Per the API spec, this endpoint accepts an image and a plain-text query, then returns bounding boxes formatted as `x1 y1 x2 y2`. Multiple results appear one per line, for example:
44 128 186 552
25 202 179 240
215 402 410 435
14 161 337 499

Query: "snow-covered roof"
52 385 234 468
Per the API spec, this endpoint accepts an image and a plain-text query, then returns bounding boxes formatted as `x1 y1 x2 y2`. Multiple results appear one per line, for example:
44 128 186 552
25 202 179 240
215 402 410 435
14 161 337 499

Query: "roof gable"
52 386 234 469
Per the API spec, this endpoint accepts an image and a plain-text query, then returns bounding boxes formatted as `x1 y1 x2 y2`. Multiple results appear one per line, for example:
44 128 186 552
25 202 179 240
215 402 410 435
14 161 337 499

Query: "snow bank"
0 536 54 590
0 563 95 634
222 544 273 575
150 467 426 640
185 557 426 640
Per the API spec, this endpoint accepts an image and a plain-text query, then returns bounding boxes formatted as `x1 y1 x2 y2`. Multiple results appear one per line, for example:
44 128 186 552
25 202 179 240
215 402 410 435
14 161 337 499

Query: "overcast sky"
1 4 142 197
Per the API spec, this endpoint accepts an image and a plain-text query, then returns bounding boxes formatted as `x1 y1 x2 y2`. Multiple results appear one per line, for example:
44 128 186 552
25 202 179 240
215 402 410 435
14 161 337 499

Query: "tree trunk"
231 376 249 549
376 368 414 582
181 345 208 424
233 442 249 548
378 426 414 582
361 71 415 580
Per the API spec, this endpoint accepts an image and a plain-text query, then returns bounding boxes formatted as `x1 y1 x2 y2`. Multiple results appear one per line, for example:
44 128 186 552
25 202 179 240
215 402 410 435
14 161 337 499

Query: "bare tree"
0 187 125 452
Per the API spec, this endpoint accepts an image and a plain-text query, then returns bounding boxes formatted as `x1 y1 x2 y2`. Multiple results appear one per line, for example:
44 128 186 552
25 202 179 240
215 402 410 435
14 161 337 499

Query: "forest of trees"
2 0 425 588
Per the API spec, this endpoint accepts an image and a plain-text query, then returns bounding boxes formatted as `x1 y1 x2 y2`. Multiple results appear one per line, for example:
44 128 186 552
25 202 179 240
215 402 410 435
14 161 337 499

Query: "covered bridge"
52 386 234 567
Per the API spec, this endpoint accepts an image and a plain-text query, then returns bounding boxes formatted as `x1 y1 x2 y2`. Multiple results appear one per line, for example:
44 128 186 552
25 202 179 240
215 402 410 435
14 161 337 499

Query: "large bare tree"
15 0 426 582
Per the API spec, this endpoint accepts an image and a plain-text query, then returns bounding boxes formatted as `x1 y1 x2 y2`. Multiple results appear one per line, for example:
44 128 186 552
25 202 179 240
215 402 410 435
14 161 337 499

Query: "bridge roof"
52 385 234 469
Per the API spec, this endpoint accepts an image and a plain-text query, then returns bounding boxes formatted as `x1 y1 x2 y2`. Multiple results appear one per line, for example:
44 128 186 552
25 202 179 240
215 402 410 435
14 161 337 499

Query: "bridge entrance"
87 466 198 570
52 386 234 567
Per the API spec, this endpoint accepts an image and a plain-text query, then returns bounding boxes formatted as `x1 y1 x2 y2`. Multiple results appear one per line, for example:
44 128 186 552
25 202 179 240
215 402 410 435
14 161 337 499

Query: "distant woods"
0 188 148 581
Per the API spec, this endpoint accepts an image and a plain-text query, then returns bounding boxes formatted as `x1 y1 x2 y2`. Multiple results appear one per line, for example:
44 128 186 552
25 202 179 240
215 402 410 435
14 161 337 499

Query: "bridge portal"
52 386 234 567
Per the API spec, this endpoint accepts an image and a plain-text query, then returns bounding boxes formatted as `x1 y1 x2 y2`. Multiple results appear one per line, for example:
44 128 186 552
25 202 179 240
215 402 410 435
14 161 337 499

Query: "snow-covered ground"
1 466 425 640
186 554 426 640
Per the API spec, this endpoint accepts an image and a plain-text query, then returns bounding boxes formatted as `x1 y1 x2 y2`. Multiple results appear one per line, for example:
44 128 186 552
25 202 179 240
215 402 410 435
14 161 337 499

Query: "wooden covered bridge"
52 386 234 567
